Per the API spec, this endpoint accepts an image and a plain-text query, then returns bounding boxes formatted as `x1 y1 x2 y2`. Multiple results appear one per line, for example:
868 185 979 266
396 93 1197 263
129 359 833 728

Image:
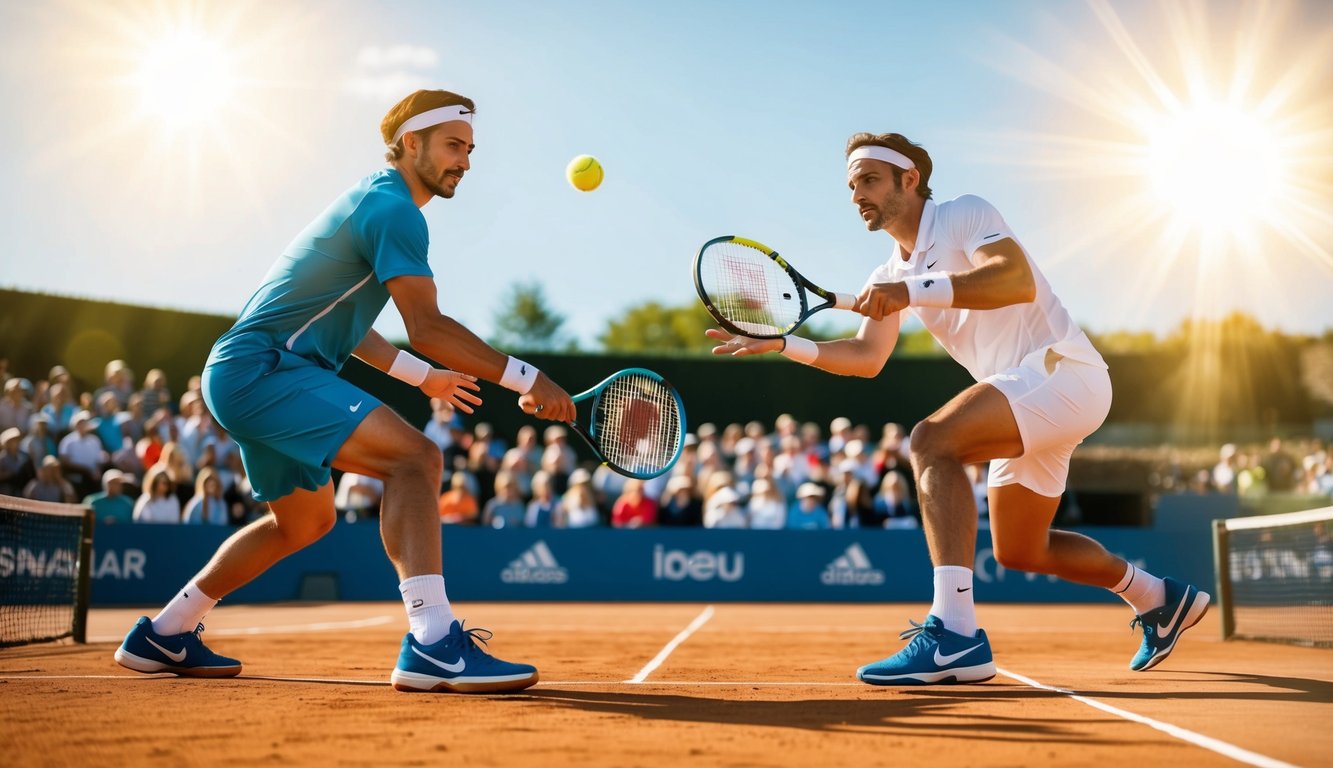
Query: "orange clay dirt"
3 602 1330 767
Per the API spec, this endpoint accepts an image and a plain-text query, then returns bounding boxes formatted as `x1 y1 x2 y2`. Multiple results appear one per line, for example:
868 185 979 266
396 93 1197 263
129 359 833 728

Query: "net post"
73 506 95 644
1211 518 1234 641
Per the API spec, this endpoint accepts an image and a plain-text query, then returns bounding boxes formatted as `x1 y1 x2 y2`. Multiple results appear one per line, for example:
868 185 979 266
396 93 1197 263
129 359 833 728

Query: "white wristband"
904 273 954 308
388 350 430 387
500 356 539 394
781 335 819 365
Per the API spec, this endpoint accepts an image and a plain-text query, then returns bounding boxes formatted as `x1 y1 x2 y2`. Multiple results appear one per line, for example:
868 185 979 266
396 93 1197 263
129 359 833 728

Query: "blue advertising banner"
86 494 1224 606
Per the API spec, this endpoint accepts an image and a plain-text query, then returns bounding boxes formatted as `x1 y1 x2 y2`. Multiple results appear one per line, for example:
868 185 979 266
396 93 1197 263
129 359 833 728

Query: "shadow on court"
510 686 1121 742
1070 670 1333 704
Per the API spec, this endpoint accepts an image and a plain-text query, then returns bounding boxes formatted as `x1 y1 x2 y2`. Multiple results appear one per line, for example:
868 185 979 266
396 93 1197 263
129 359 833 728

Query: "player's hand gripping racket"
562 368 686 480
694 235 857 338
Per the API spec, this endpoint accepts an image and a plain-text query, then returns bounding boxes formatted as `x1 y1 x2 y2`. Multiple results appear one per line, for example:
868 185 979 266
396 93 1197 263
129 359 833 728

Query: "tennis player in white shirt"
708 132 1209 684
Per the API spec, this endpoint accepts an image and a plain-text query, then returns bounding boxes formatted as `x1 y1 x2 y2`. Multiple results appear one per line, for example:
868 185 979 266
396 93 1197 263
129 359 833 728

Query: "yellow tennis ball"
566 154 603 192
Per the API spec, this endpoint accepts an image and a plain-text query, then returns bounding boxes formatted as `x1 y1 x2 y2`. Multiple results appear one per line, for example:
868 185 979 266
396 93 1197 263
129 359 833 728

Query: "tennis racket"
564 368 686 480
693 235 857 339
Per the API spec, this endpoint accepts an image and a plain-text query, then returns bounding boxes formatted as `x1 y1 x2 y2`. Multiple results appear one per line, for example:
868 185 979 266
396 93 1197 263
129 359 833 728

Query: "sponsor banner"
88 504 1219 606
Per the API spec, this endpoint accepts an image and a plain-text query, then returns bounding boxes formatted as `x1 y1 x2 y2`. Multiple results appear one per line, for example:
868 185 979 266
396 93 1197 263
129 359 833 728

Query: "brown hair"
845 132 933 200
382 90 476 162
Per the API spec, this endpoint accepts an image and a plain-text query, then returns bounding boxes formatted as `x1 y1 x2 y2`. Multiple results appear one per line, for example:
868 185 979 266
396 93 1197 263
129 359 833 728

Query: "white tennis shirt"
866 195 1106 381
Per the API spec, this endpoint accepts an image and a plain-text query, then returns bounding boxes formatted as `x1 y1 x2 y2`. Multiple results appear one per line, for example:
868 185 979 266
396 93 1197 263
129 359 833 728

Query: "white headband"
847 145 915 170
391 104 474 144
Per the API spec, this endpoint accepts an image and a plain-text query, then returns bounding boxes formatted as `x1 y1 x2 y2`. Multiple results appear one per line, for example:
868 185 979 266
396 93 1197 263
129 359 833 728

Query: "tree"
599 301 717 353
490 281 576 352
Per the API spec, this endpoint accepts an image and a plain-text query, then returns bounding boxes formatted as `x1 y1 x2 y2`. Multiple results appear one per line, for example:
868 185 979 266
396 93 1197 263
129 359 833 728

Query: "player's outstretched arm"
853 238 1036 321
385 275 575 422
350 329 483 413
705 312 899 378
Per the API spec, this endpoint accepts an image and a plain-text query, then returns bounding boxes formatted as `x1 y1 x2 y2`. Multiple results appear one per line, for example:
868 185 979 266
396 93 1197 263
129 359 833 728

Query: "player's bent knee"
908 420 961 465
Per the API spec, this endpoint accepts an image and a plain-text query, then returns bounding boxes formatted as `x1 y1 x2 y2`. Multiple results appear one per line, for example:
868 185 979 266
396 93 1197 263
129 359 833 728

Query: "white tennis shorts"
983 349 1112 497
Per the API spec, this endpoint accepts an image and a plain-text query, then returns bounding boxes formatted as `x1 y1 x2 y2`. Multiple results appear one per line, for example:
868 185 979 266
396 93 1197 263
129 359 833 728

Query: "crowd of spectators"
2 357 1330 530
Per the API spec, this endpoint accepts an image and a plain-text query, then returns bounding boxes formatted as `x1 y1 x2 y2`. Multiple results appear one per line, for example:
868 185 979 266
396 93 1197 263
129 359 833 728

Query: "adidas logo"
500 540 568 584
821 543 885 586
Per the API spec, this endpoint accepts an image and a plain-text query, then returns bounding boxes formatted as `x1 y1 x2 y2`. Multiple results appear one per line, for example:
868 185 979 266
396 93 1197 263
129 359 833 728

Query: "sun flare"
1143 101 1284 234
134 26 237 129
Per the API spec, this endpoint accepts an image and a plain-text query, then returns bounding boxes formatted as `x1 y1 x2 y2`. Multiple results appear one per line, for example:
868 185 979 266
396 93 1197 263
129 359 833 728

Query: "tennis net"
1213 505 1333 647
0 494 95 647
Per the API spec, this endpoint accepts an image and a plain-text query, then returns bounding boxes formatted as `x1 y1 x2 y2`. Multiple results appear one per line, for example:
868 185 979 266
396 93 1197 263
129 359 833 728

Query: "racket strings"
700 242 802 336
594 374 682 474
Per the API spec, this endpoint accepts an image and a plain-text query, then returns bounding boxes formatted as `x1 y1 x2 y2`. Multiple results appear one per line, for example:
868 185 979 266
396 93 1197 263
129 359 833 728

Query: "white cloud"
347 45 441 101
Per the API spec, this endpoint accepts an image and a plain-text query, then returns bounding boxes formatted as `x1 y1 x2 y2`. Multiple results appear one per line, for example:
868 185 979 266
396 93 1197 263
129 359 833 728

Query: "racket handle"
831 292 857 310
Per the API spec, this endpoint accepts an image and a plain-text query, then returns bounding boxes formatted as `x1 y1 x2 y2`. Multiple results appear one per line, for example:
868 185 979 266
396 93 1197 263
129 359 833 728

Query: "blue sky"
2 0 1331 347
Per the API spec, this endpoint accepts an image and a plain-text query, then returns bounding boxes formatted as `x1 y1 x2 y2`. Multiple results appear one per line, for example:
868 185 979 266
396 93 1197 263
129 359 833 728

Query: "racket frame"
693 235 853 339
566 367 686 480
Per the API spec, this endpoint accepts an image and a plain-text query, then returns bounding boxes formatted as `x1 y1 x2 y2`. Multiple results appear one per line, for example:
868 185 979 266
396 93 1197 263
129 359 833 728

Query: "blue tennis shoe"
1129 577 1210 671
114 616 242 678
857 615 996 685
391 620 539 694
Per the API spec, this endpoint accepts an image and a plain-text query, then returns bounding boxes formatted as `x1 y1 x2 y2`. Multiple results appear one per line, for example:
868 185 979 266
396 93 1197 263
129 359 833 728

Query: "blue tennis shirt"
210 168 432 371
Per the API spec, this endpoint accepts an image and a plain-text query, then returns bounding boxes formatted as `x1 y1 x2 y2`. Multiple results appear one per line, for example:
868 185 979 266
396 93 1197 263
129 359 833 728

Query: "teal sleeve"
356 193 433 282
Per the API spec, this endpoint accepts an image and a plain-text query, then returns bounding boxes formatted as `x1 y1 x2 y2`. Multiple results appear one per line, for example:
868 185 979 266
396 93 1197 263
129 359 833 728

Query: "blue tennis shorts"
202 349 381 502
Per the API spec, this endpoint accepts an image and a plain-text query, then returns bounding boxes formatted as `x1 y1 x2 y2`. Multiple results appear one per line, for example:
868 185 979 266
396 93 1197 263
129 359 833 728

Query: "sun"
134 25 237 130
1143 101 1284 235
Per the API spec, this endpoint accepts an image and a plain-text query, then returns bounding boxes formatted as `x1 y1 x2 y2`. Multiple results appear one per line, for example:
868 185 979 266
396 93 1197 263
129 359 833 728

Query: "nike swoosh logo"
956 587 971 593
349 401 362 413
926 260 938 269
1156 593 1191 637
934 643 984 666
146 637 188 663
412 645 465 673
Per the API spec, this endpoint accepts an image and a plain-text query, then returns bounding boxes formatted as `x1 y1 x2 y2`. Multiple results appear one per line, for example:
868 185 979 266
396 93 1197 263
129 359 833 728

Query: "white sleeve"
941 195 1016 265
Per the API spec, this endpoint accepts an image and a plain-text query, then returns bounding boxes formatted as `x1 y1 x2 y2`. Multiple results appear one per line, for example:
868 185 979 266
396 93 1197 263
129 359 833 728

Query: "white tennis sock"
400 574 456 646
152 580 219 636
1112 563 1166 616
928 566 979 637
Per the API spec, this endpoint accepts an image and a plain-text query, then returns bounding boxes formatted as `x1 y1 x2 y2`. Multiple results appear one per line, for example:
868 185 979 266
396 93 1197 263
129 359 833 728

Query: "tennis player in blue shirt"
115 89 574 693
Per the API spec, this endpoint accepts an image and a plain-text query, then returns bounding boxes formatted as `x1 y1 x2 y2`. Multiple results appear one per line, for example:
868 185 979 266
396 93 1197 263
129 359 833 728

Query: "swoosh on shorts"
412 645 465 673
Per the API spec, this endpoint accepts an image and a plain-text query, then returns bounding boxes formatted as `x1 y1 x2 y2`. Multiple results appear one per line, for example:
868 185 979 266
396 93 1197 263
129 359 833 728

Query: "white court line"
996 667 1298 768
626 605 714 684
0 675 859 687
86 615 395 643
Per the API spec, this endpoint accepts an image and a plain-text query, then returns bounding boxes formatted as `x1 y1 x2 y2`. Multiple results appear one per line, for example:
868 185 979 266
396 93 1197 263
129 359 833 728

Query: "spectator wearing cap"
747 477 787 530
134 465 182 523
1213 443 1239 493
828 416 854 456
0 427 34 496
787 482 831 530
58 410 108 497
611 479 658 528
40 382 76 436
0 378 35 433
541 425 577 479
85 469 136 524
703 486 747 528
25 455 76 503
21 413 56 470
524 470 558 528
94 359 135 411
47 365 72 389
334 471 384 523
658 474 703 527
183 467 230 525
557 468 600 528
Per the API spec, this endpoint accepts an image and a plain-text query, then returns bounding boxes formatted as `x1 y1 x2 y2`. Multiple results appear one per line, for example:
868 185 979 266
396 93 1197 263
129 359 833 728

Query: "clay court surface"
2 602 1330 767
